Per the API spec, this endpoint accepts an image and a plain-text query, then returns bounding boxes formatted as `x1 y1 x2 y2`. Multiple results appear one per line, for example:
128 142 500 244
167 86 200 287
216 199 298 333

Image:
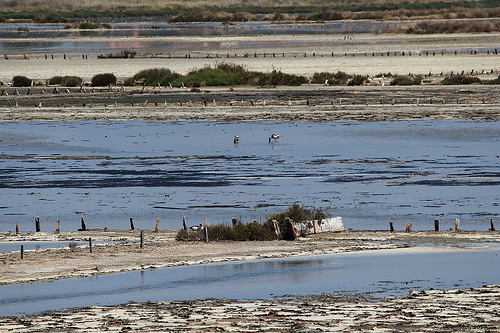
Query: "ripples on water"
0 119 498 232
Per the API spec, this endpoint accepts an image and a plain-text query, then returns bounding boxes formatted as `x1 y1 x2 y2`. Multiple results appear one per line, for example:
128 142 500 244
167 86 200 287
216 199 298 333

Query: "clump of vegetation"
91 73 116 86
125 64 307 88
176 221 276 241
170 11 254 23
49 75 83 87
12 75 31 87
390 75 423 85
441 75 482 85
265 203 326 228
124 68 181 86
347 74 368 86
311 71 351 85
308 9 343 21
176 204 327 242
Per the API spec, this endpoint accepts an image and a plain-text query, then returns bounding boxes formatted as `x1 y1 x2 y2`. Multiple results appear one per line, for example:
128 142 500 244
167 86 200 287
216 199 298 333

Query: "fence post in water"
390 221 395 232
89 238 92 253
140 230 144 248
16 223 19 234
434 218 439 232
56 219 60 234
490 218 496 231
35 216 41 232
405 222 412 233
455 218 460 232
155 218 159 232
130 217 135 230
21 245 24 259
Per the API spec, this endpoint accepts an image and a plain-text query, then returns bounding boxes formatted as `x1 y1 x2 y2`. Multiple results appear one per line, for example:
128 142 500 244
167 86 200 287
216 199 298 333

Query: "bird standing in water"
269 134 282 143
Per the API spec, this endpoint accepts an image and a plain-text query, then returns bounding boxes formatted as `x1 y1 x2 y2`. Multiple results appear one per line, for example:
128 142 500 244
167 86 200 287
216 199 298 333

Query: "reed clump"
390 75 423 85
441 75 482 85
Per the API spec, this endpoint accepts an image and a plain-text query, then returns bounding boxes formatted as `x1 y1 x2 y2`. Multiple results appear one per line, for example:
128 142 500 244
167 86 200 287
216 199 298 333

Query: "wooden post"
434 218 439 232
405 222 412 233
490 218 496 231
35 216 41 232
205 226 209 243
205 219 210 228
390 221 395 232
130 217 135 230
80 216 86 231
56 219 60 233
16 223 19 234
21 245 24 259
155 218 159 232
183 216 188 230
272 219 281 239
140 230 144 248
455 218 460 232
89 238 92 253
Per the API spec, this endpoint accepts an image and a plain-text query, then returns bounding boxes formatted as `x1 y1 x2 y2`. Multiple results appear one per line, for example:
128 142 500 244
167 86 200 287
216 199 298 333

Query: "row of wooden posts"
390 218 496 233
3 97 495 109
19 216 161 234
6 48 500 61
22 216 499 235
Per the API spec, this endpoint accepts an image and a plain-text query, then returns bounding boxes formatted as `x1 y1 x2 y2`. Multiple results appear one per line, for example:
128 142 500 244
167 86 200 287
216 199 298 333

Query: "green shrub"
258 70 307 86
49 75 82 87
390 75 422 85
263 203 327 240
175 221 276 241
347 74 368 86
124 68 181 86
91 73 116 86
79 21 99 29
311 71 352 85
441 75 482 85
12 75 31 87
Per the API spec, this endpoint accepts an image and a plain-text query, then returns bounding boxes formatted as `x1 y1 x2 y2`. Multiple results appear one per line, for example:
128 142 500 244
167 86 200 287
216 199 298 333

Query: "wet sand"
1 285 499 332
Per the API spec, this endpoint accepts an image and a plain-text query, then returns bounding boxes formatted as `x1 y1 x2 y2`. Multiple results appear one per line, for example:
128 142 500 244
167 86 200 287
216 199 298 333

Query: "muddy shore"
1 85 500 122
1 229 499 331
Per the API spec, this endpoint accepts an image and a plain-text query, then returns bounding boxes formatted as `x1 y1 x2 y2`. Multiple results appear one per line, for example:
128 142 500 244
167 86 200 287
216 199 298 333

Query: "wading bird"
269 134 282 143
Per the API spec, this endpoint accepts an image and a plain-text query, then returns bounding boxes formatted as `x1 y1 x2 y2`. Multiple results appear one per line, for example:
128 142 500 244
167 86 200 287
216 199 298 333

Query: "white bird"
269 134 282 143
234 135 240 144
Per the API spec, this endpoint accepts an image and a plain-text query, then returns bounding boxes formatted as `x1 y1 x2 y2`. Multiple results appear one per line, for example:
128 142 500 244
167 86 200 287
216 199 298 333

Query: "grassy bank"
1 0 499 23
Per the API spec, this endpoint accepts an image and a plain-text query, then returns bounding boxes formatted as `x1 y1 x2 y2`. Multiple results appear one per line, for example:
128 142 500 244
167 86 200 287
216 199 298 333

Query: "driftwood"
291 217 344 237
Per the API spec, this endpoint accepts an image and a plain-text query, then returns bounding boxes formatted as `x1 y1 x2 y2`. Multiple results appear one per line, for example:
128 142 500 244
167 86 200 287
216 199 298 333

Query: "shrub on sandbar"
441 75 482 85
49 75 82 87
12 75 31 87
91 73 116 86
124 68 181 86
390 75 423 85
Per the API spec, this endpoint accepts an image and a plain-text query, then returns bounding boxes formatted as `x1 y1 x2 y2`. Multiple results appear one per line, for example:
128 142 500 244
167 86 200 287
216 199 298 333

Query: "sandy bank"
1 229 499 286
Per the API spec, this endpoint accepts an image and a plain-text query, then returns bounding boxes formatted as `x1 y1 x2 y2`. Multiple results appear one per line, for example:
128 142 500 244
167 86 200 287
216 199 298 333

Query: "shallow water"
0 119 498 232
0 247 499 316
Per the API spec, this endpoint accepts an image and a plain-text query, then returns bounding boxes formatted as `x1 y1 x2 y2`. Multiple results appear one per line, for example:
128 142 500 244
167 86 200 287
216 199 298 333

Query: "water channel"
1 246 499 316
